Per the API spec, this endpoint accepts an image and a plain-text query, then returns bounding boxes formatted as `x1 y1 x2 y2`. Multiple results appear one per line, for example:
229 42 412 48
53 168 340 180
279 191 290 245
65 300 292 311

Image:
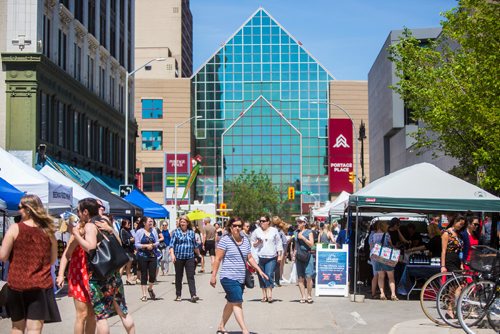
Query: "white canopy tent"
40 166 110 212
312 191 350 217
0 147 73 209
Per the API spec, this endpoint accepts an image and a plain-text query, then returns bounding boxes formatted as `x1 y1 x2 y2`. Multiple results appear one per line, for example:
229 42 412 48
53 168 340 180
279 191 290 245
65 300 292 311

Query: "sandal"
174 296 182 302
140 296 147 302
267 297 274 304
307 297 314 304
148 289 156 300
380 295 387 301
125 279 135 285
216 330 229 334
260 297 268 303
391 295 399 301
299 299 306 304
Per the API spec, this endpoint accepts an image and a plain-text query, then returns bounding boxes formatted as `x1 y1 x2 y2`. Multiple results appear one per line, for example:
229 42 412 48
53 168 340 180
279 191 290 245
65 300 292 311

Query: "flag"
181 163 200 200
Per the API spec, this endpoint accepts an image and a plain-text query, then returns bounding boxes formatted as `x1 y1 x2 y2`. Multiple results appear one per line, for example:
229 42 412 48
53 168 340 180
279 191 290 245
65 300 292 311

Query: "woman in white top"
250 215 283 303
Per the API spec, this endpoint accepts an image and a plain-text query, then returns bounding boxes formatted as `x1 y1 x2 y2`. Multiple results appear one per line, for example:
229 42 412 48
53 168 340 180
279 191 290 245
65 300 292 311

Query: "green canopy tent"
347 163 500 298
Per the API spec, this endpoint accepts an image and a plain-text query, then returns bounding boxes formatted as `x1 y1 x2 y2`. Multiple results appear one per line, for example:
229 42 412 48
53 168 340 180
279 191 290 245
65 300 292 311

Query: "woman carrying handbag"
71 198 136 334
210 217 267 334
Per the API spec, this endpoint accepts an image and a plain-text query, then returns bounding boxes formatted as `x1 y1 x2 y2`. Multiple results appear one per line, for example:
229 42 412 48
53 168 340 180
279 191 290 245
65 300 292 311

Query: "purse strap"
229 236 247 271
381 232 386 246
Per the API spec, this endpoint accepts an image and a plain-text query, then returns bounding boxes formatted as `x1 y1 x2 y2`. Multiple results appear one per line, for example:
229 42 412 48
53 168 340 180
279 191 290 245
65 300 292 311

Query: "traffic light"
348 172 355 184
220 202 227 216
288 186 295 200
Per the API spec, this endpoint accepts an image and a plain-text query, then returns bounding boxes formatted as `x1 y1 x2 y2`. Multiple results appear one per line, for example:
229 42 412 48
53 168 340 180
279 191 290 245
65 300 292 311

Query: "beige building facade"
134 0 193 204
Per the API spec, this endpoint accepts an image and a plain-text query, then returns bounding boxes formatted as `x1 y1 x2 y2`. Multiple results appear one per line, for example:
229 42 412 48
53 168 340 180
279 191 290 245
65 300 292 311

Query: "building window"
141 131 162 151
99 67 105 99
58 30 67 70
110 76 115 106
141 99 163 119
39 92 49 141
88 56 95 90
88 0 96 36
42 16 51 58
74 44 82 81
143 167 163 192
73 110 80 153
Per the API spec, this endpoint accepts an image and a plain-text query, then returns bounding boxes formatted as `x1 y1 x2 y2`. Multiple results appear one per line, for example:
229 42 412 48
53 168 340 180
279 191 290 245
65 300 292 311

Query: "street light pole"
124 57 166 184
174 115 202 221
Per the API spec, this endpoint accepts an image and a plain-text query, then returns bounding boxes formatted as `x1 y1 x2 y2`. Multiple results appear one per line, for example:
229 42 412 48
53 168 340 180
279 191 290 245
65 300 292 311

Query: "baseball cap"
296 216 308 223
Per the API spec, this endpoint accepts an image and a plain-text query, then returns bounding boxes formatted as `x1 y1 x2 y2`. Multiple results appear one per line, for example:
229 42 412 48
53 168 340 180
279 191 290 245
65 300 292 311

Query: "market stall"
347 162 500 297
124 189 169 219
84 179 143 217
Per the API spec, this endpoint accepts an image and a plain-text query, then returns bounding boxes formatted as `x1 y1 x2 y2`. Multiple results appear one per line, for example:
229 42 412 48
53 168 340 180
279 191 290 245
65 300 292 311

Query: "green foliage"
223 170 291 222
389 0 500 194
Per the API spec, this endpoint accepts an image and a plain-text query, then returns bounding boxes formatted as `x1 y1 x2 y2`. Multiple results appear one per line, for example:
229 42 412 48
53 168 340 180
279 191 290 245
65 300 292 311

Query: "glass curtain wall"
192 9 332 208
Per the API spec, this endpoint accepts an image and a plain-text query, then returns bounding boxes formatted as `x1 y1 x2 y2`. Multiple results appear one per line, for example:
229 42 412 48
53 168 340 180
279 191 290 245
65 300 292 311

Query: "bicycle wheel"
457 280 493 334
420 272 454 325
436 273 472 328
486 293 499 332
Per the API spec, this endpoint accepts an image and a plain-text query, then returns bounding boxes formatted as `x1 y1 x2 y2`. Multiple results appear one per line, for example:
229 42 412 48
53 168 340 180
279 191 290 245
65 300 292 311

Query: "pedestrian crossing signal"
288 187 295 200
349 172 355 184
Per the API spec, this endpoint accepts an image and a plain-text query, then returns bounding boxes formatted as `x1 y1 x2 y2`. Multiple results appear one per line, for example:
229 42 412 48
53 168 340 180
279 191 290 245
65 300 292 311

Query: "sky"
190 0 457 80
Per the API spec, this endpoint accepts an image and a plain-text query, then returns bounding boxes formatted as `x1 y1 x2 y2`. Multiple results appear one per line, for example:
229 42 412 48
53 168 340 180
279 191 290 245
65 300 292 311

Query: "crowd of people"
366 214 498 301
0 194 352 334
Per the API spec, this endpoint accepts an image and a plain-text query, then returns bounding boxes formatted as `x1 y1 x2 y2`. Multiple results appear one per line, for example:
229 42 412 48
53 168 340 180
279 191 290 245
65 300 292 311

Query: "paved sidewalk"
389 318 495 334
0 262 497 333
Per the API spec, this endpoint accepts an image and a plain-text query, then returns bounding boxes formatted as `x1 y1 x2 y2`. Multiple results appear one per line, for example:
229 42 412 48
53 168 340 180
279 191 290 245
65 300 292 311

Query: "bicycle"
420 271 468 325
436 271 475 328
456 245 500 334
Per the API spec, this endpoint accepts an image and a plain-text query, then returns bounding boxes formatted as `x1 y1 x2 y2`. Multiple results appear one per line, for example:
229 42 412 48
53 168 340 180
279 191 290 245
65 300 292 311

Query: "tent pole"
353 199 359 298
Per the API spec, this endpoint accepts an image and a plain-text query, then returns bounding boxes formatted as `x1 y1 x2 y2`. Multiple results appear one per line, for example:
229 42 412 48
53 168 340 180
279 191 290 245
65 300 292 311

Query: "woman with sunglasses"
250 215 283 303
211 217 267 334
0 195 61 333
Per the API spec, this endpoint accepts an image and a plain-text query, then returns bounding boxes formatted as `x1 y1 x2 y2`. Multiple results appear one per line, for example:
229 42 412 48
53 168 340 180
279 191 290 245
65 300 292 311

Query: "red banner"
165 153 190 174
328 119 353 193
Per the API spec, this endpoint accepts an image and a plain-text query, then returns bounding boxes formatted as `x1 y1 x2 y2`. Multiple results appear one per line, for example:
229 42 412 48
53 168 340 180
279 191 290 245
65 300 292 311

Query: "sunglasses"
259 219 268 223
18 204 26 210
473 223 480 226
232 224 242 228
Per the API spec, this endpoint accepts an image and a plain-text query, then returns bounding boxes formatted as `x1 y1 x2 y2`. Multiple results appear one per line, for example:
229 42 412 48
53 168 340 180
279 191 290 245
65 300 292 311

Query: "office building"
0 0 136 188
134 0 193 203
368 28 457 181
192 8 368 211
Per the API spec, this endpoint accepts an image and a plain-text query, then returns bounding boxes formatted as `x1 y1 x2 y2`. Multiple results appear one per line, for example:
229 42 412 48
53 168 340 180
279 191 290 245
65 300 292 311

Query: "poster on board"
315 245 349 297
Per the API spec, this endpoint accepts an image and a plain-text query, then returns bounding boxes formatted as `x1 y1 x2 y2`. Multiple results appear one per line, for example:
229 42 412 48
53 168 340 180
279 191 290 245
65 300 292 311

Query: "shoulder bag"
370 233 400 267
295 232 311 263
90 230 131 280
229 237 255 289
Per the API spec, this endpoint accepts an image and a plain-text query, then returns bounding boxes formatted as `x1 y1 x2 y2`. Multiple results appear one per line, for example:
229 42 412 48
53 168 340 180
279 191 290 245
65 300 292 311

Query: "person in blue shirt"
159 221 172 275
169 215 201 303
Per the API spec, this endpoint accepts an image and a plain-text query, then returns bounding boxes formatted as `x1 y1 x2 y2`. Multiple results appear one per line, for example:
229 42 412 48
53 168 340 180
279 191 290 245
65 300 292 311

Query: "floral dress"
87 231 128 320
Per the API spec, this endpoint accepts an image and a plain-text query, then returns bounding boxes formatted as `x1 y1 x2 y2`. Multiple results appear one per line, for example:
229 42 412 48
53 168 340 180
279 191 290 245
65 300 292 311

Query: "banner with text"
328 119 353 193
165 153 190 174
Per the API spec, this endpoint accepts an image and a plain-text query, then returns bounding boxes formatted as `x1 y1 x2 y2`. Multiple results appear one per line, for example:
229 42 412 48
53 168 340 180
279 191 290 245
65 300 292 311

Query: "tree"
389 0 500 194
223 170 291 222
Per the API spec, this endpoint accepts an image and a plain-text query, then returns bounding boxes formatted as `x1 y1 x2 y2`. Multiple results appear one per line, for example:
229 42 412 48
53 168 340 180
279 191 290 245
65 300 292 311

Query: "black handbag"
296 237 311 263
89 230 130 280
230 237 255 289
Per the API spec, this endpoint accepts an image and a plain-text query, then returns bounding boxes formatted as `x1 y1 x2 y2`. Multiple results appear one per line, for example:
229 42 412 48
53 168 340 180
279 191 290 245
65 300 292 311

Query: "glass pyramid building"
192 8 334 210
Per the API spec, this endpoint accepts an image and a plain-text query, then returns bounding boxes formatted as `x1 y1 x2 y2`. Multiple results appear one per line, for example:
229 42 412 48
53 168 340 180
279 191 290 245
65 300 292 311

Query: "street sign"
119 184 134 198
165 175 189 187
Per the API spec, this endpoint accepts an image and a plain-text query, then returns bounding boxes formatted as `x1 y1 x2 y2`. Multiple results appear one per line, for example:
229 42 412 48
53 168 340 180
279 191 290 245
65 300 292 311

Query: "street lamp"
174 115 202 221
124 57 166 184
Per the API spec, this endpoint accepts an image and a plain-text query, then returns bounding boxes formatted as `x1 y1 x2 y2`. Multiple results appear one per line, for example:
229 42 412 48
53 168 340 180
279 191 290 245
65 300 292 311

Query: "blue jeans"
258 257 277 288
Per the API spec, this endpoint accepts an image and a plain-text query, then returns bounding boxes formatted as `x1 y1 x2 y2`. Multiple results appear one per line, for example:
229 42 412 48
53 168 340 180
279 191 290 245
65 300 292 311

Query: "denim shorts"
372 260 394 272
220 277 244 303
296 255 315 279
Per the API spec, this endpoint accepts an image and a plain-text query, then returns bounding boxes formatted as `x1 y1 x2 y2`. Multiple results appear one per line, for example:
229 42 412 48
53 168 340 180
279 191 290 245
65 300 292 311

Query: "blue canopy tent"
124 189 169 219
0 177 25 211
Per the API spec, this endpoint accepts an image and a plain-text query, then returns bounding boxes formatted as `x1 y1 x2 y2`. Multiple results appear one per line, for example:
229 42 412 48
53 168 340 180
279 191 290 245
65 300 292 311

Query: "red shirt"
466 231 479 263
8 222 53 291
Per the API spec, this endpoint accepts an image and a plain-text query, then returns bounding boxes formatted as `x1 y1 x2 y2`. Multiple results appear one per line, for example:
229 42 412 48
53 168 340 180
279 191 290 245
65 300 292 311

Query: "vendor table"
397 264 441 300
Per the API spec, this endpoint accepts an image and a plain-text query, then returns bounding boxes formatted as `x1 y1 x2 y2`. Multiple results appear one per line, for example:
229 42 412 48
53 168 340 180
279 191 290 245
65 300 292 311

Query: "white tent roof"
40 166 110 212
0 148 73 208
349 163 500 212
312 191 351 217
